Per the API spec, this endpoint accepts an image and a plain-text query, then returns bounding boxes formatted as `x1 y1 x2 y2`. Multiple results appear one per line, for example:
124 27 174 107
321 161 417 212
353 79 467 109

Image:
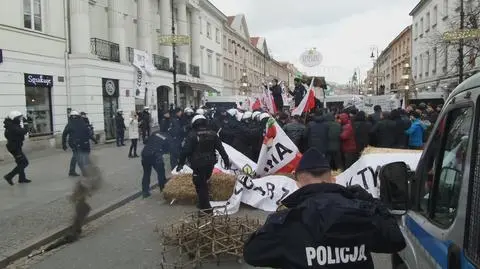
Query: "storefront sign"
299 48 323 67
102 78 119 97
24 73 53 87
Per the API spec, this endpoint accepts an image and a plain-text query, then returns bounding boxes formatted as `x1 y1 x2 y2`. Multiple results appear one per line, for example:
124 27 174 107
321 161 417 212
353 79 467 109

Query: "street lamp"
370 46 380 95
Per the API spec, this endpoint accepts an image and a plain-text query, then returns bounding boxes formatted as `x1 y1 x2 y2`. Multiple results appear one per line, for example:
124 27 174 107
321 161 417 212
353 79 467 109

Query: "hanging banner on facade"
132 49 155 98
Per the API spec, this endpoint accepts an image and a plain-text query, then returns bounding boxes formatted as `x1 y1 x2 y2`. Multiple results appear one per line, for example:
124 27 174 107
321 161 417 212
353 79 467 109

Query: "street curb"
0 183 158 268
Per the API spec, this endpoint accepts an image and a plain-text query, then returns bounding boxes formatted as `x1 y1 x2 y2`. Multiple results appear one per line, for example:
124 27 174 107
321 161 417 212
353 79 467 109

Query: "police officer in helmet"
177 115 230 213
3 111 31 185
243 148 406 269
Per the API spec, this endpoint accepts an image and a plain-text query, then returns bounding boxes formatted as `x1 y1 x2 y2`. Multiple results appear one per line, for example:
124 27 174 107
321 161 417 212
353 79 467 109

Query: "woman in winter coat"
128 112 140 158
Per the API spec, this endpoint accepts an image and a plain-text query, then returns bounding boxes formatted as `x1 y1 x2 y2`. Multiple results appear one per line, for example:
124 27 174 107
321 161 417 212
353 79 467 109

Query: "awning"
178 81 219 93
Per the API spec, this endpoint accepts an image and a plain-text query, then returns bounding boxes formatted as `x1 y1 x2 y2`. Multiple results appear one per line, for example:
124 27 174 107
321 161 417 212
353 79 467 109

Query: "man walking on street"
140 106 151 144
140 130 169 198
62 111 98 177
3 111 31 185
177 115 230 213
115 109 126 147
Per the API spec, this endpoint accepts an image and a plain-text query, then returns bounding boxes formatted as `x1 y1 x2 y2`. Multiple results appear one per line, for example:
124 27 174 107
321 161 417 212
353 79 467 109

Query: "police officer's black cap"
174 108 182 113
296 148 330 172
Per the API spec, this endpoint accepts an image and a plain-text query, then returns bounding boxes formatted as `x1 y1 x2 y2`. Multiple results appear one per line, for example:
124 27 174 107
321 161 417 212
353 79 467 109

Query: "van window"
418 106 473 227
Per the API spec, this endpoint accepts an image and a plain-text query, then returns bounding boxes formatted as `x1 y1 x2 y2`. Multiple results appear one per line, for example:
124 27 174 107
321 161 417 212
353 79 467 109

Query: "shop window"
23 0 42 31
25 86 53 136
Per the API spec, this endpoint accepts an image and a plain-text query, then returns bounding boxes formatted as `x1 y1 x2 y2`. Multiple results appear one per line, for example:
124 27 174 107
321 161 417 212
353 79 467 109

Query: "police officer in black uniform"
140 130 169 198
176 115 230 213
3 111 31 185
243 148 406 269
62 110 98 177
168 108 184 169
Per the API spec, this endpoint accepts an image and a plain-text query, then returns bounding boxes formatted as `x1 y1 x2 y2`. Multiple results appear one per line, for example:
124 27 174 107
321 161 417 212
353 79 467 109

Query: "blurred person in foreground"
177 115 230 214
3 111 31 185
243 148 406 269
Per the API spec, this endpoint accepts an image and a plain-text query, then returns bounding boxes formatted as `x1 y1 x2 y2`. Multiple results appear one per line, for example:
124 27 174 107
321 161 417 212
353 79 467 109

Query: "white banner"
134 68 146 98
132 49 155 98
211 151 422 215
256 118 301 177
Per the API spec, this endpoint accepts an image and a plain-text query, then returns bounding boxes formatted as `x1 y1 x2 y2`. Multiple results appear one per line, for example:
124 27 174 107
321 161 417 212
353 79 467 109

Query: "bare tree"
425 2 480 82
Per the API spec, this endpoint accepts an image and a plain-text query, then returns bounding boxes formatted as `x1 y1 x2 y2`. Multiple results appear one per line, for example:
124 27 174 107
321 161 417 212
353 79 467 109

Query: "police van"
379 73 480 269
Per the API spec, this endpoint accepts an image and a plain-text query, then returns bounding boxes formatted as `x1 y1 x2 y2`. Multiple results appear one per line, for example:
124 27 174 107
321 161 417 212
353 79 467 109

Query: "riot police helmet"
7 111 23 120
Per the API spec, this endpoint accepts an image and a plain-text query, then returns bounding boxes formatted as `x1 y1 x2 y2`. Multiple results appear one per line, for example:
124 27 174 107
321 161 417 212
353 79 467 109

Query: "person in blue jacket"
405 111 425 150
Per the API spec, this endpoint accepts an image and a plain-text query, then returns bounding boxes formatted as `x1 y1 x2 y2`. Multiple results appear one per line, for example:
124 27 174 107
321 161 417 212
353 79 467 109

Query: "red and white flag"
251 97 262 111
255 117 302 176
291 78 316 116
262 85 277 114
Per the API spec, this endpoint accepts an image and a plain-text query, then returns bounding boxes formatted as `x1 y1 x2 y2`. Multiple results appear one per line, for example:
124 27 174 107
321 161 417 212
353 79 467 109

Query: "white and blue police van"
379 73 480 269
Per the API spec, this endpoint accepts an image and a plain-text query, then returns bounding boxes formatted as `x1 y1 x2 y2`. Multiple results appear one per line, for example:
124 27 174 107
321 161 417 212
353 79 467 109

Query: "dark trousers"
169 140 182 169
141 155 166 196
129 139 138 156
327 150 343 170
343 152 359 170
274 97 283 112
5 148 29 181
192 165 214 210
69 149 89 175
116 130 125 146
141 127 151 144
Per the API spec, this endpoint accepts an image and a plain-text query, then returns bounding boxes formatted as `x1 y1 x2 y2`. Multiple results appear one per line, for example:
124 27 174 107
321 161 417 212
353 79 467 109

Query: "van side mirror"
379 162 409 214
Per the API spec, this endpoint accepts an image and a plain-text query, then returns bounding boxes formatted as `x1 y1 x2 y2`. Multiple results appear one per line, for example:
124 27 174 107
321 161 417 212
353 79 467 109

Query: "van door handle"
447 243 461 269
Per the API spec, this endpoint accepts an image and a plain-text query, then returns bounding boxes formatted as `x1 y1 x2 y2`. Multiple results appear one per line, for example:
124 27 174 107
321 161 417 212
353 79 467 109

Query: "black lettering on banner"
238 175 254 190
266 182 275 199
275 143 293 161
357 168 369 189
234 187 243 195
276 187 290 205
346 176 354 187
367 166 381 187
253 186 266 196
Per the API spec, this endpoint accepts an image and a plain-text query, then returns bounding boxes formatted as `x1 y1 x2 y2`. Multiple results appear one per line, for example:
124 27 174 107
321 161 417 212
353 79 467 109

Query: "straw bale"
163 173 236 204
362 146 423 155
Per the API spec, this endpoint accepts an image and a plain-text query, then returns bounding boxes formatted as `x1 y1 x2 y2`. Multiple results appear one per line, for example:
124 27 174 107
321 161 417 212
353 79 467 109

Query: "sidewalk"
0 142 162 259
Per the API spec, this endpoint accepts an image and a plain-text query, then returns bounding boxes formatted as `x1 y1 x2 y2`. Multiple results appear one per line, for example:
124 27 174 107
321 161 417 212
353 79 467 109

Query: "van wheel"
395 264 408 269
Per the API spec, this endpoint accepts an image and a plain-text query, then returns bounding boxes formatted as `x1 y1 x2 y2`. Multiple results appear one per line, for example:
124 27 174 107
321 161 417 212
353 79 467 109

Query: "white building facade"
0 0 224 153
409 0 480 100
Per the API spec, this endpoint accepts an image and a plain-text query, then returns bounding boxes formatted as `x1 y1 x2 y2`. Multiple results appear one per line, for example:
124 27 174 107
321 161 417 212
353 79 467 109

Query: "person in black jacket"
305 111 329 154
243 148 406 268
288 78 307 107
168 108 184 169
3 111 31 185
140 130 170 198
177 115 230 213
140 107 151 144
62 111 98 177
269 79 283 112
371 112 396 148
353 111 372 154
115 109 126 147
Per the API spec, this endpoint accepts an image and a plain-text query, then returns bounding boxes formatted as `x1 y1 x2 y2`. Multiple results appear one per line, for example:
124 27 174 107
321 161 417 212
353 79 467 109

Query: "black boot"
4 175 13 186
69 172 80 177
19 178 32 183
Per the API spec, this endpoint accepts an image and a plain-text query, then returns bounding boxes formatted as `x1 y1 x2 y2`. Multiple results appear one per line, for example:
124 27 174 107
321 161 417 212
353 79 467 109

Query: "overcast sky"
209 0 417 84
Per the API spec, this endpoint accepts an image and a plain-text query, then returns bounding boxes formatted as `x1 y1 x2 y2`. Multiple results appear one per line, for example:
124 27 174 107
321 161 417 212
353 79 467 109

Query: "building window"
420 54 423 76
223 35 227 50
414 23 418 38
444 45 449 72
433 5 438 26
199 16 202 34
23 0 42 31
443 0 448 18
426 51 430 76
433 47 437 73
206 22 211 39
420 18 424 36
207 53 212 74
228 39 232 52
216 57 221 76
426 12 430 31
228 65 232 80
25 86 53 136
223 63 227 78
215 28 220 43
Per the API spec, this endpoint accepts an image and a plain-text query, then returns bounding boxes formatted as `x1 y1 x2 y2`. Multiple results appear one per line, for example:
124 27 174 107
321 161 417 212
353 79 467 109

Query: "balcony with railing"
177 60 187 75
190 64 200 78
90 38 120 62
154 54 171 72
126 47 134 63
